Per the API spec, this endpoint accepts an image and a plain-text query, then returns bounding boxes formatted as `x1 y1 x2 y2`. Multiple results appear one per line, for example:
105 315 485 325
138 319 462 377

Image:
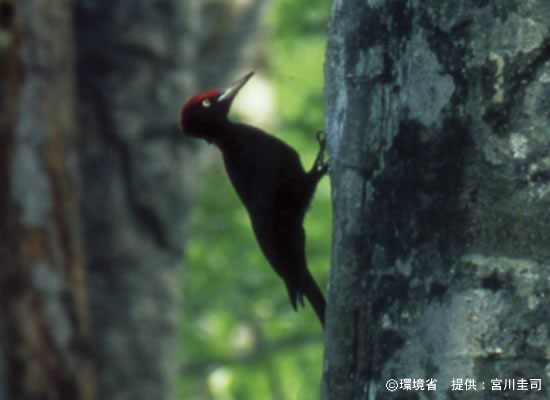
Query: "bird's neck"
210 121 245 150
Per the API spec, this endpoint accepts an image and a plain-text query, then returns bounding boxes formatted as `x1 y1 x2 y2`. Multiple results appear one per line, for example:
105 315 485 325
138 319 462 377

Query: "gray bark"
0 1 95 399
0 0 266 398
75 1 199 400
323 1 550 399
75 1 265 399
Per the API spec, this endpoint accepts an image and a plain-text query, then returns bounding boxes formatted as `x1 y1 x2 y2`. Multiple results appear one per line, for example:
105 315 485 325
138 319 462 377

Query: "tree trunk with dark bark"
323 1 550 399
0 1 95 399
1 0 266 398
75 1 199 400
75 0 266 398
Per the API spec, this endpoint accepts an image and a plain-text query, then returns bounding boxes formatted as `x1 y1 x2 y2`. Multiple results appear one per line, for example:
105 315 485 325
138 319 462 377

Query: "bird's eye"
202 99 211 108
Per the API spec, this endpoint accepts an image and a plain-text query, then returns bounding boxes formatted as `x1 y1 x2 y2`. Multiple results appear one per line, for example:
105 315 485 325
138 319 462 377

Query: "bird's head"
180 71 254 141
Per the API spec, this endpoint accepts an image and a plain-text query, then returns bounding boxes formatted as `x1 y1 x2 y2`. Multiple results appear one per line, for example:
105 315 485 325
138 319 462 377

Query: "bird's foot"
312 131 329 175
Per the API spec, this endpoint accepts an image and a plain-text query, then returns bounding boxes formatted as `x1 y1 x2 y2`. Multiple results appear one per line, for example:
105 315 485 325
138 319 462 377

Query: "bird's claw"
313 131 329 175
315 130 325 147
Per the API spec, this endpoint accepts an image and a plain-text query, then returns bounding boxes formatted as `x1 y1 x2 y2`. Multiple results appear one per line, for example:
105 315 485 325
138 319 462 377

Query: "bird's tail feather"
284 273 325 328
300 269 326 328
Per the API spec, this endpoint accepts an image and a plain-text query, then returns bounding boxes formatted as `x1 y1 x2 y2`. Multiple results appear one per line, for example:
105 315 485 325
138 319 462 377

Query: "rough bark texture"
0 1 95 399
323 1 550 399
75 1 199 400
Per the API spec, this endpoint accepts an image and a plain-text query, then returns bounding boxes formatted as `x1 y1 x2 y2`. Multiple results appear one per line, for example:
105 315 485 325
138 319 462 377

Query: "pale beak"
217 71 254 103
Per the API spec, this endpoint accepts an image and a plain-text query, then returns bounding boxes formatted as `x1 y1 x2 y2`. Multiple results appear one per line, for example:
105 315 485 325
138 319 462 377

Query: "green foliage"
179 1 331 399
268 0 330 39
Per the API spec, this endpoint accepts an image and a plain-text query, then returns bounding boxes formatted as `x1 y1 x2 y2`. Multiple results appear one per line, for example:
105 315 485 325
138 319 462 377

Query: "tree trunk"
0 1 95 399
75 0 267 398
74 1 199 400
323 1 550 399
1 0 266 398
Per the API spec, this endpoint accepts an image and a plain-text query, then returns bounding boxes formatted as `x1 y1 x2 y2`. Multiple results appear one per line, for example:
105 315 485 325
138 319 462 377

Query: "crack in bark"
484 35 550 132
92 86 170 250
